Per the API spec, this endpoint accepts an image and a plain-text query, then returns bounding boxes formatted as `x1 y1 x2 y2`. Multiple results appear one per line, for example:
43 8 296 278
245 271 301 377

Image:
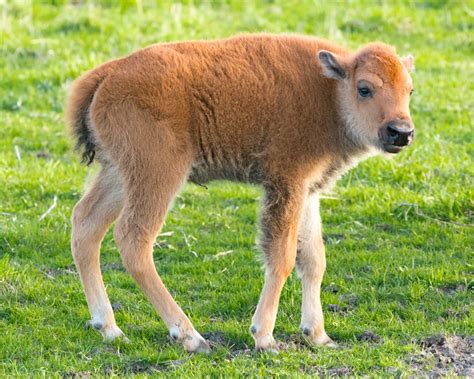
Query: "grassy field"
1 0 473 377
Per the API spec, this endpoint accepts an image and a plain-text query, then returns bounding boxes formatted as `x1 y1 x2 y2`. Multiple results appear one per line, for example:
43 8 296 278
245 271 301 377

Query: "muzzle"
380 120 414 153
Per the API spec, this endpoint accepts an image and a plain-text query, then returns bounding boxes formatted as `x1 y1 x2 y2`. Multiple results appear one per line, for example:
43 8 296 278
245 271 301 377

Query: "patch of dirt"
443 305 470 319
103 358 186 375
301 364 353 377
275 335 306 351
325 283 340 293
328 304 342 313
357 330 382 343
410 334 473 377
338 293 358 310
122 359 167 375
202 330 229 348
437 284 467 297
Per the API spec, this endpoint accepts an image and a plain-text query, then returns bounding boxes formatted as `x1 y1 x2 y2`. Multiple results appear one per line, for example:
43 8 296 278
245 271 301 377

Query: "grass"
1 0 473 376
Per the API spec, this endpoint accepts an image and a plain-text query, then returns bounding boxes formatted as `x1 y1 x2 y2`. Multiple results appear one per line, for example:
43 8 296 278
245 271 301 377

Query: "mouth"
382 144 404 154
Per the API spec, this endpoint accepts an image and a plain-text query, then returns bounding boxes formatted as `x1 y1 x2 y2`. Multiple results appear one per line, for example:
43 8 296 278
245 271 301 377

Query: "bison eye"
358 86 372 98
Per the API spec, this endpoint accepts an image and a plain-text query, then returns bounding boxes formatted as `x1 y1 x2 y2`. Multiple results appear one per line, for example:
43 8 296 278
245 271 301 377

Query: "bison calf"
67 33 414 353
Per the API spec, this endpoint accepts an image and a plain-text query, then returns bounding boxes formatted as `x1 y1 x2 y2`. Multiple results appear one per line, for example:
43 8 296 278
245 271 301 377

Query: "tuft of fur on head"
353 42 408 85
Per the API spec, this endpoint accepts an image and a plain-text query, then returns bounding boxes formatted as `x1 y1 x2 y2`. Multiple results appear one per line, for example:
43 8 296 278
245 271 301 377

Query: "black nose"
386 122 414 146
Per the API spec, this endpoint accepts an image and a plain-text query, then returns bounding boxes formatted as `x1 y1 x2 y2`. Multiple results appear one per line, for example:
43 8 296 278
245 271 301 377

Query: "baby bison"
67 34 415 353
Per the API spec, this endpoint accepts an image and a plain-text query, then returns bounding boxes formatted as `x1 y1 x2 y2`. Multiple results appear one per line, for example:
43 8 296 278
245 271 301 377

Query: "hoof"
254 334 278 352
170 326 211 354
184 333 211 354
86 320 128 343
193 338 211 354
324 339 338 348
300 326 336 347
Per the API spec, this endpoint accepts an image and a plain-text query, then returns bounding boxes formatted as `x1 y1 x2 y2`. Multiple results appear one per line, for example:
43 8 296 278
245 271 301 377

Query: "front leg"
296 192 335 346
251 183 305 351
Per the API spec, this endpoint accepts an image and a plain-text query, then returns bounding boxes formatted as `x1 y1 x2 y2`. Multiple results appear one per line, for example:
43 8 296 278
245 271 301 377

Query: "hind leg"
115 172 209 352
71 166 125 341
101 114 209 353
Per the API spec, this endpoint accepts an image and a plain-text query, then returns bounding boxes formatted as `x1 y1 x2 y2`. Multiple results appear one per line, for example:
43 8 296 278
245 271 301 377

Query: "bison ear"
318 50 347 79
401 54 415 72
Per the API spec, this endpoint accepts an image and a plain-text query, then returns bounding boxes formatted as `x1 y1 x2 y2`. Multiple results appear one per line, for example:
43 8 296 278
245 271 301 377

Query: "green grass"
1 0 473 376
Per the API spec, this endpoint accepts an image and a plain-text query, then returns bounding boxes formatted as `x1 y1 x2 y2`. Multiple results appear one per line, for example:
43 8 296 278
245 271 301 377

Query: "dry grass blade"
14 145 21 161
38 195 58 221
213 250 235 259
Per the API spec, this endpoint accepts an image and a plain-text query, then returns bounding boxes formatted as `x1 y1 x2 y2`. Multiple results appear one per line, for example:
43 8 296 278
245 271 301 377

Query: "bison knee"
114 220 154 275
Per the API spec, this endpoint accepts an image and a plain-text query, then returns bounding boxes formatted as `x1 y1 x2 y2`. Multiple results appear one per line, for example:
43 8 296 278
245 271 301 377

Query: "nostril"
387 125 399 137
386 125 400 145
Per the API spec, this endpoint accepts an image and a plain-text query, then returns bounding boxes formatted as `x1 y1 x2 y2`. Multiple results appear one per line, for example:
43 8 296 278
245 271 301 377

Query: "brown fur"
67 33 414 352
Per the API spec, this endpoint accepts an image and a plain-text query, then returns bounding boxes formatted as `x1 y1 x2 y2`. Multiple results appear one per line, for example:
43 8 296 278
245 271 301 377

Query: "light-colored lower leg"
296 194 334 346
251 270 289 351
251 186 304 350
115 213 209 353
71 168 125 341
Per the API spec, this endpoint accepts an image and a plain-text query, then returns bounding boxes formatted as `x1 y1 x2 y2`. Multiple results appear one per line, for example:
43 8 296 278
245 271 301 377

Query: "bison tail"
65 65 111 165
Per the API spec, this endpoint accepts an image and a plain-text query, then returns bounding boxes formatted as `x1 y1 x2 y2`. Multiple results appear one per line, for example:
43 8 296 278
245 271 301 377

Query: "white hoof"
254 334 278 352
86 320 128 343
300 326 336 347
169 326 210 354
